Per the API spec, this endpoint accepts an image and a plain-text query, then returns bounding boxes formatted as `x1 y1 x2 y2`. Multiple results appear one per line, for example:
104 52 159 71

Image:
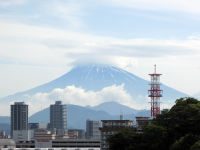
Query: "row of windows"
52 141 100 144
7 148 95 150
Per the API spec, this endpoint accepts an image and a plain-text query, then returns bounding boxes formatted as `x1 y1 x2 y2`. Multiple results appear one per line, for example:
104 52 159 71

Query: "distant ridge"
88 101 138 115
29 102 149 129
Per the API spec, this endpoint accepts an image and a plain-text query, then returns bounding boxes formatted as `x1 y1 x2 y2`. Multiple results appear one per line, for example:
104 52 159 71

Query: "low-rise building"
15 139 100 149
99 119 135 150
136 117 151 132
12 130 31 141
2 148 99 150
0 129 9 139
68 129 85 139
16 140 34 148
52 139 100 148
0 139 16 149
34 129 56 148
68 130 78 139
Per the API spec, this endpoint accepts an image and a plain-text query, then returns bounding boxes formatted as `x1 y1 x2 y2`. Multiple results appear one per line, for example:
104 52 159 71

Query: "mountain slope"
0 116 11 135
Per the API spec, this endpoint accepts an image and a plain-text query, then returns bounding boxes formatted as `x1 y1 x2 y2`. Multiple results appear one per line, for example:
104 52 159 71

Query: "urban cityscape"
0 66 158 149
1 0 200 150
0 65 165 150
1 64 199 150
0 101 152 149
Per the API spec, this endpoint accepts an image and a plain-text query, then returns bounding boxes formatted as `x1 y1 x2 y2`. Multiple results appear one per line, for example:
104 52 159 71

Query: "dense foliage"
107 97 200 150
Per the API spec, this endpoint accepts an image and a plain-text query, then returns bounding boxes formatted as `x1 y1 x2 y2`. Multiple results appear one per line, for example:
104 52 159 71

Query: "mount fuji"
0 64 189 131
1 64 187 109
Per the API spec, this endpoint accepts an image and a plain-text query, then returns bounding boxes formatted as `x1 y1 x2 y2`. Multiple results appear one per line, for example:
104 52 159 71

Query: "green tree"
141 124 168 150
107 128 142 150
108 97 200 150
170 134 200 150
153 97 200 145
190 140 200 150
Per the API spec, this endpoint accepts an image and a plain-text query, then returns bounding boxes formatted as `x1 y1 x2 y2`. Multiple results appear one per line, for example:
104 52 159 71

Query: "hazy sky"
0 0 200 98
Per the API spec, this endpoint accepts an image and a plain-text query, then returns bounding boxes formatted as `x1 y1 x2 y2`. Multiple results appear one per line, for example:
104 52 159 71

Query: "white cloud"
1 84 172 116
0 20 199 67
43 0 85 28
0 0 27 7
28 84 146 115
105 0 200 14
1 19 200 96
0 0 87 32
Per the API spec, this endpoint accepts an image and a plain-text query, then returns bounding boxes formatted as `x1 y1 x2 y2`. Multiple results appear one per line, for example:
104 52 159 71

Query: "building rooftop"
14 102 26 105
55 101 62 105
0 139 16 146
101 120 133 122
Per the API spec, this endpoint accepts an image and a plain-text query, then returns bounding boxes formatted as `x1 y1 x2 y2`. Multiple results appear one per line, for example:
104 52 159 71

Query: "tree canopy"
108 97 200 150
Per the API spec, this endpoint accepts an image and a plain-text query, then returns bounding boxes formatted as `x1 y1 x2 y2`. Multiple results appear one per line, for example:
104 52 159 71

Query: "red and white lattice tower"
148 65 163 118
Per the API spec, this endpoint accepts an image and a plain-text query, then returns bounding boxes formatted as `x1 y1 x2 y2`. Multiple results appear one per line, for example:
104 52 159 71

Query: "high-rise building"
10 102 28 137
50 101 67 135
86 120 100 140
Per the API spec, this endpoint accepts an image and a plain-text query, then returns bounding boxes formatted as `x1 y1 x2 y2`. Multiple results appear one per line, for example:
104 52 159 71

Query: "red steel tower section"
148 65 163 118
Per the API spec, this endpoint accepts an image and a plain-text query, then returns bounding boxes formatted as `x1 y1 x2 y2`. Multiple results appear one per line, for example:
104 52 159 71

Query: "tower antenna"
148 65 163 118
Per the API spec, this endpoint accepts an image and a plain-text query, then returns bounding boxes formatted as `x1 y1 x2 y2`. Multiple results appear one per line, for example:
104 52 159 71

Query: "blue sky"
0 0 200 99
